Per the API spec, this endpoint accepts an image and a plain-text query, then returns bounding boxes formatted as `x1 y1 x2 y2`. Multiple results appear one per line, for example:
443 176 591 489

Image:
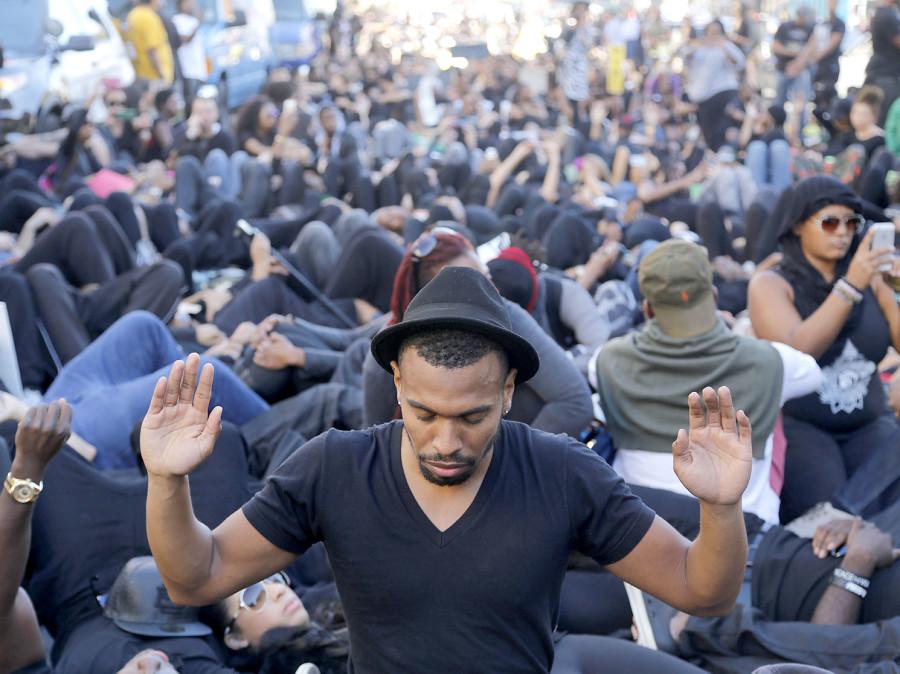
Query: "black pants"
743 187 782 264
325 228 404 314
26 261 184 364
781 413 900 521
13 212 117 288
697 89 738 152
213 275 358 335
694 201 746 260
857 148 897 208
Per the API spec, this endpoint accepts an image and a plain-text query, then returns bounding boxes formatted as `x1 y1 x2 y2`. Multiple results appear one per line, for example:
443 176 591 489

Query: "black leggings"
781 413 900 521
696 89 738 152
26 260 184 364
213 275 358 335
325 228 404 314
743 187 783 264
13 212 117 287
695 201 746 260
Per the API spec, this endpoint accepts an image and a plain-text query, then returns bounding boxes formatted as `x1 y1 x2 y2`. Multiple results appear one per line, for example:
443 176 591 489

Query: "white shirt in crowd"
590 342 823 524
172 13 207 82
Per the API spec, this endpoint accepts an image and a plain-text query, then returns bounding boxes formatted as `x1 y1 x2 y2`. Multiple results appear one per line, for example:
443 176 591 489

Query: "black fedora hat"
371 267 540 383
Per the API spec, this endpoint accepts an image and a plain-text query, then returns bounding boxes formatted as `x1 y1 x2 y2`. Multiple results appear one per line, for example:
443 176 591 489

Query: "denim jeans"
44 311 269 469
745 140 792 192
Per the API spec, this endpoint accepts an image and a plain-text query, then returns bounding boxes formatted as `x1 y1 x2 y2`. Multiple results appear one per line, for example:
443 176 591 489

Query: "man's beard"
406 428 499 487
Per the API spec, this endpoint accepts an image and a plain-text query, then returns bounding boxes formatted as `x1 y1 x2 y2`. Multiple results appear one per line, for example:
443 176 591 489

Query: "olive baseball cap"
638 239 717 334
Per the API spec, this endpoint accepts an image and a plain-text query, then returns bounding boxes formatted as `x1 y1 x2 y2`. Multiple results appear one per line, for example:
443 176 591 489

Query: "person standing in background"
172 0 208 103
126 0 176 85
559 2 594 133
864 0 900 127
772 6 816 107
812 0 845 115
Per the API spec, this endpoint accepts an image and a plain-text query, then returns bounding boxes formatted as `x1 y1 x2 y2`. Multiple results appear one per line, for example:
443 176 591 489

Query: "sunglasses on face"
816 213 865 234
224 572 290 635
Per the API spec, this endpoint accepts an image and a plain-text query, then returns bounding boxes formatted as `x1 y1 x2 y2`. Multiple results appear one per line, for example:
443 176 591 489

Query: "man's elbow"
163 579 220 607
689 596 738 617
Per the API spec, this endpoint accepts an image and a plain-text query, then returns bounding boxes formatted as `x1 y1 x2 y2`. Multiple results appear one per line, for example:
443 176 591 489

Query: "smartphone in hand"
870 222 896 272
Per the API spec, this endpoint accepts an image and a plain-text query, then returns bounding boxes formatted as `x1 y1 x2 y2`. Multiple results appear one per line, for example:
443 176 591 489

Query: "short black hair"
399 328 508 374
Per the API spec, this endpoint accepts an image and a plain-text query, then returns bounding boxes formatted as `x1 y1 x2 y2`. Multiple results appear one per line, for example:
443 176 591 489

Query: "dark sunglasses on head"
817 213 865 234
411 226 464 293
224 572 290 635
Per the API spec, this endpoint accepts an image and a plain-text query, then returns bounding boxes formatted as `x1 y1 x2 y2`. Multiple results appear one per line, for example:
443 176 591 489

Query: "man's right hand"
140 354 222 478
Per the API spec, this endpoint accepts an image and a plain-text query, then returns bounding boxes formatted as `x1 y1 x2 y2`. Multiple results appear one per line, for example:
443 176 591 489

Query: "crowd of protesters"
1 0 899 672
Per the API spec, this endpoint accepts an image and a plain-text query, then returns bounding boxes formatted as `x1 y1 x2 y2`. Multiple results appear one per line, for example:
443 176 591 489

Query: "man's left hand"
673 387 752 506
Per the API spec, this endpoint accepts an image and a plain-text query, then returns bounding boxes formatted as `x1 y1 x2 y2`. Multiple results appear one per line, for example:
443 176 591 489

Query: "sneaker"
295 664 321 674
624 583 679 655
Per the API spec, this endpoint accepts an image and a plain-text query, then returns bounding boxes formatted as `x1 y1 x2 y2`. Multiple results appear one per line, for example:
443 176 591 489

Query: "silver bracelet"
835 278 863 303
833 285 858 305
833 567 870 588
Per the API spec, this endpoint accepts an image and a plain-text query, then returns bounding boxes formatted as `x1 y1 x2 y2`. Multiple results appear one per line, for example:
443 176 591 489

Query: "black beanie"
777 176 862 241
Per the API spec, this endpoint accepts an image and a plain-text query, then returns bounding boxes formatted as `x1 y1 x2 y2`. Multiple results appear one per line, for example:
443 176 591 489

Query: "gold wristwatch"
4 472 43 504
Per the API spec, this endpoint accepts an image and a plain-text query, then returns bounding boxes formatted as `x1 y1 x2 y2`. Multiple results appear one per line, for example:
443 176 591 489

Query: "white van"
0 0 134 133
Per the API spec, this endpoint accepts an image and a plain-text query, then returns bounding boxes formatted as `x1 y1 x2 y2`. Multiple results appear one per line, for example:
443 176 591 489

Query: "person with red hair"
362 228 593 437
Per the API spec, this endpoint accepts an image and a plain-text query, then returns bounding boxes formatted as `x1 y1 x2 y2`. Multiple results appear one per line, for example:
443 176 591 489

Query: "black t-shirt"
238 127 277 154
173 128 238 161
867 5 900 79
243 421 655 673
774 21 814 72
55 615 237 674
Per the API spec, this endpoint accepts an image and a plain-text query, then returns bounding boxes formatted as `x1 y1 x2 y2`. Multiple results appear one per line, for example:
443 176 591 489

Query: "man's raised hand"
673 386 752 506
140 354 222 478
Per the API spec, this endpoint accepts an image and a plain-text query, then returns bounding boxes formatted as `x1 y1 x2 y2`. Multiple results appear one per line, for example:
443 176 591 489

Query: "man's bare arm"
608 388 751 615
143 356 296 605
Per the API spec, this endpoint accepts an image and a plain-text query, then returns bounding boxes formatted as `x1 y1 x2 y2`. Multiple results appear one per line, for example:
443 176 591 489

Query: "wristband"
830 574 867 599
834 279 862 304
833 567 870 588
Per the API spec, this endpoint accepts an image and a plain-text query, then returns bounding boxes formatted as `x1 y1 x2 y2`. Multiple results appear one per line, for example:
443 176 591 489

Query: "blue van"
194 0 275 109
269 0 321 68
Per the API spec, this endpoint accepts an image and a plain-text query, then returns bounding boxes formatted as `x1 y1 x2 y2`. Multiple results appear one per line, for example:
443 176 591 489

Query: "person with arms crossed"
142 266 754 672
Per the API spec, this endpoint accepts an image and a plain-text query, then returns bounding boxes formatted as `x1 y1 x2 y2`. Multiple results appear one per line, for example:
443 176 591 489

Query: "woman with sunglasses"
748 176 900 521
203 573 349 674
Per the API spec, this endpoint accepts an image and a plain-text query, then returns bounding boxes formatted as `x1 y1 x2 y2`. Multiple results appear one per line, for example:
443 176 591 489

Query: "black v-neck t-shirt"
243 420 655 673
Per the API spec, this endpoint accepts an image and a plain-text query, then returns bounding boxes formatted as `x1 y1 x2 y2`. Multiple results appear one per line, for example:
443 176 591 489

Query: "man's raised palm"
140 354 223 478
673 387 752 506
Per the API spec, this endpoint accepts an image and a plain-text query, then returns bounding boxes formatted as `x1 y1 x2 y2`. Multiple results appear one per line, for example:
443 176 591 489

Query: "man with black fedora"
142 266 756 672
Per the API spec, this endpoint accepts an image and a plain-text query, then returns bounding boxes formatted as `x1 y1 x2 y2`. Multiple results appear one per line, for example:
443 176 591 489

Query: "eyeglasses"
224 572 290 636
816 213 865 234
410 226 462 294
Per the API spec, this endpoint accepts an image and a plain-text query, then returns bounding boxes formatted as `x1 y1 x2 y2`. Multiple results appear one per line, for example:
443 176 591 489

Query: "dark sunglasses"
224 572 290 635
817 213 864 234
411 226 462 294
